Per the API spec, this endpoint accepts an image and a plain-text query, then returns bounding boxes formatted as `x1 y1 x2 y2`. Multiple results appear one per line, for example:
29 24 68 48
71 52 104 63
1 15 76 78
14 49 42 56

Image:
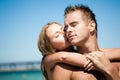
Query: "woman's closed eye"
55 34 59 38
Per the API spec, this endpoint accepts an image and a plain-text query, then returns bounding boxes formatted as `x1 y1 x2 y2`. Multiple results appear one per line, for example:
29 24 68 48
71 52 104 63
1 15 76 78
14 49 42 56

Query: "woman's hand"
84 51 112 72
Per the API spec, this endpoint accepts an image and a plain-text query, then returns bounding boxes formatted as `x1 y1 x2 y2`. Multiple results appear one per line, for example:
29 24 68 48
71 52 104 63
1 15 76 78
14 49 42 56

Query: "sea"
0 70 43 80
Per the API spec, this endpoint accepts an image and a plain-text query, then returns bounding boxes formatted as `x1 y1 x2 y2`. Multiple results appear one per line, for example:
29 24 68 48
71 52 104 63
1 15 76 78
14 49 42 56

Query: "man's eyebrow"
64 21 78 28
70 21 78 25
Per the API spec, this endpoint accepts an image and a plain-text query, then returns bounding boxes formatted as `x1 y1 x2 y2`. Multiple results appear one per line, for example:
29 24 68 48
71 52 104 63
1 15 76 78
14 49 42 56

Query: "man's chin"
70 41 78 46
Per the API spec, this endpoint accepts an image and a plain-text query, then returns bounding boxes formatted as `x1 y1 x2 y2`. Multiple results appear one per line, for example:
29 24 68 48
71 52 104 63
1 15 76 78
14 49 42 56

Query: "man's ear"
88 21 96 36
89 21 96 32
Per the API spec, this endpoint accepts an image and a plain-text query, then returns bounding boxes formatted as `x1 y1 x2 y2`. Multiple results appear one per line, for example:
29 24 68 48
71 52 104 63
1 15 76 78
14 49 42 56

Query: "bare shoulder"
100 48 120 52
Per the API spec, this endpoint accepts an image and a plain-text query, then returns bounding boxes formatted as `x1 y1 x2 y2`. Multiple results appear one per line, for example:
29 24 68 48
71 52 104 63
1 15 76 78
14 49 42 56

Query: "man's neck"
77 37 100 54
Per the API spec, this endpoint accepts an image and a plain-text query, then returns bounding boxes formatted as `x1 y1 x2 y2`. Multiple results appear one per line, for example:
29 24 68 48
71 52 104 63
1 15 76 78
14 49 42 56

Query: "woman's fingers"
84 59 94 71
84 60 91 67
87 65 94 71
84 62 94 71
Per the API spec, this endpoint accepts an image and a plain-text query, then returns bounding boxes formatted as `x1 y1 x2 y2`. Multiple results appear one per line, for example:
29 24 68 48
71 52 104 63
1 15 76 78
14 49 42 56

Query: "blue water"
0 70 43 80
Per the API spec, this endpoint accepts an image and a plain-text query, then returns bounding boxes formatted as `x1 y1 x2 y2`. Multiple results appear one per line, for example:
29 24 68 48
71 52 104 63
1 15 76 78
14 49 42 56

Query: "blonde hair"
38 22 62 56
38 22 63 80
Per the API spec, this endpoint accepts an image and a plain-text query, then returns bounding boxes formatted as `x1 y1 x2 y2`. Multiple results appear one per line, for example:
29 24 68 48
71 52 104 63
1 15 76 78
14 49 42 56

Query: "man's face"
64 10 90 46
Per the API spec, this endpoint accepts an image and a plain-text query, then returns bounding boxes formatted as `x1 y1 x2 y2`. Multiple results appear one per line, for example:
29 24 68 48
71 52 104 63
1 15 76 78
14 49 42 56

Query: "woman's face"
46 24 70 50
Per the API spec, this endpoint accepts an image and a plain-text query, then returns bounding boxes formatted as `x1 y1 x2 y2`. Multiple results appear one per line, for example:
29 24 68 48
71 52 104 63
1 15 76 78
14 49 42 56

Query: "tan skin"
44 51 120 80
41 23 97 80
86 51 120 80
64 8 120 80
42 5 120 80
42 23 120 80
41 23 74 80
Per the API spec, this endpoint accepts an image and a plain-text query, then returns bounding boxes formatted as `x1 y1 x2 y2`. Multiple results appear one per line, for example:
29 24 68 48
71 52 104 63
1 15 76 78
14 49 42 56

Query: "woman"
38 22 120 80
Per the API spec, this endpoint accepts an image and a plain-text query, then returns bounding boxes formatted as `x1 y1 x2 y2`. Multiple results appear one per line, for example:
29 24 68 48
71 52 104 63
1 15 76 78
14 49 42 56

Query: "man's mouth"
68 35 75 41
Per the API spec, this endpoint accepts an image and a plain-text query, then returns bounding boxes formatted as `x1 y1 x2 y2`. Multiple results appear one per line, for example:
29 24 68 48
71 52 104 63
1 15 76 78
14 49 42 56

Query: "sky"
0 0 120 63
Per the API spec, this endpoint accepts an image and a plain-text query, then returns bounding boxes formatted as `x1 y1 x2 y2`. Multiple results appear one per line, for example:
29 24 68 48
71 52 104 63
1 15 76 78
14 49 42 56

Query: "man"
42 4 120 80
64 4 120 80
50 4 120 80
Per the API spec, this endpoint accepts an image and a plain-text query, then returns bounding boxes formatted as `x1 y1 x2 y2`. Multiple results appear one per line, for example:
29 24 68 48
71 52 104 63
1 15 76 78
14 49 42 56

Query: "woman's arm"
43 48 120 70
43 52 88 70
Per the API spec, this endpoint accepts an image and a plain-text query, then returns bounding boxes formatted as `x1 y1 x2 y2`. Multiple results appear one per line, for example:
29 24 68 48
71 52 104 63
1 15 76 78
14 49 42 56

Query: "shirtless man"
64 4 120 80
50 4 120 80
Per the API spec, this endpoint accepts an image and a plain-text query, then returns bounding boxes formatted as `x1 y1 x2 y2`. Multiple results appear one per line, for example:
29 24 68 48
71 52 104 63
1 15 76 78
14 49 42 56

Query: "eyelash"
71 24 76 27
56 34 59 38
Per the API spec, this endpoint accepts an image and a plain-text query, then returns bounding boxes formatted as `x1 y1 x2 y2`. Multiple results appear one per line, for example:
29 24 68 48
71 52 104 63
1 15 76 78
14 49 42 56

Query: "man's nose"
66 25 72 33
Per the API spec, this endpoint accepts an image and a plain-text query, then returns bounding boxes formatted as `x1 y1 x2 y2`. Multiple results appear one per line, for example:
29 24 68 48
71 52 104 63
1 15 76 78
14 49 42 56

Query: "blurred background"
0 0 120 80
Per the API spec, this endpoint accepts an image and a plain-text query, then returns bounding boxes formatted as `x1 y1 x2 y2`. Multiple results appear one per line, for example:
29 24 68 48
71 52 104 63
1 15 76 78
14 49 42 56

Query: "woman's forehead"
46 24 62 36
